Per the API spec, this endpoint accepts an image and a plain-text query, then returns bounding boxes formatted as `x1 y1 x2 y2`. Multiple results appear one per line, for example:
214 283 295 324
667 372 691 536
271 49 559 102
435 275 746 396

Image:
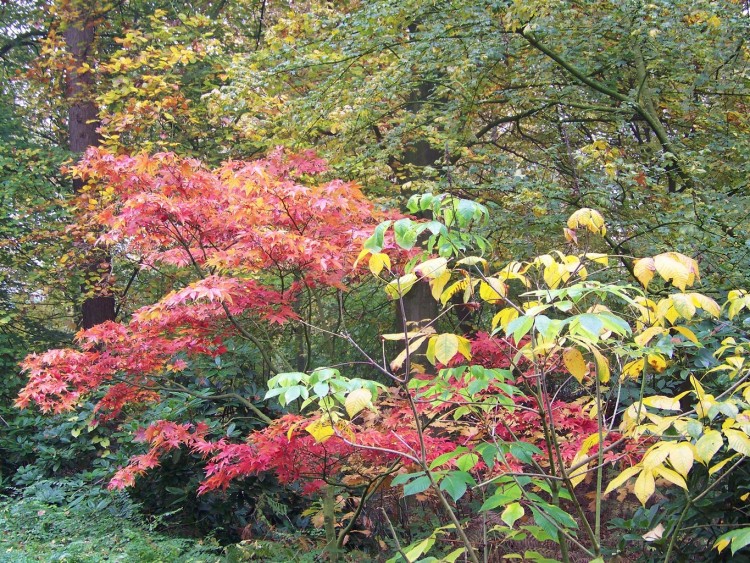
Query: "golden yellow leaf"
543 261 563 289
479 278 506 304
724 429 750 457
670 294 696 319
647 354 667 373
491 307 519 331
669 442 695 477
653 465 687 490
390 336 428 371
414 257 448 279
567 208 607 235
345 388 373 418
688 293 721 318
634 468 656 505
635 326 667 347
622 358 645 380
306 419 335 443
654 252 699 291
591 347 610 383
643 395 680 410
633 257 655 289
584 253 609 266
430 270 451 301
368 253 391 276
562 348 588 384
604 464 641 495
672 326 700 344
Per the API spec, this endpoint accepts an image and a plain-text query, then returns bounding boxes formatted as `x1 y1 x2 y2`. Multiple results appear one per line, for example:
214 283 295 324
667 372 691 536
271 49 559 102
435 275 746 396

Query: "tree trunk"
64 3 115 329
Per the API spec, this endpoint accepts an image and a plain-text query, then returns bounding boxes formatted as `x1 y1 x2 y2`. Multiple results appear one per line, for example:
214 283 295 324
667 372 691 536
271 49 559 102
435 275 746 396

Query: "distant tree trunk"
64 2 115 329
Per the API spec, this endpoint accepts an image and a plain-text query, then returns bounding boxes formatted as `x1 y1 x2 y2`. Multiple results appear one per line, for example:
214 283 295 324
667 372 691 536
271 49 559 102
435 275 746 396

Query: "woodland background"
1 0 750 561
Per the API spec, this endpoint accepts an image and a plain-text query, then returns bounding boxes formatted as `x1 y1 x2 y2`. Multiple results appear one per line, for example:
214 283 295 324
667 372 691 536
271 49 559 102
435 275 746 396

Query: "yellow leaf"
457 336 472 361
381 329 434 341
669 442 695 477
653 465 687 490
584 253 609 266
306 419 335 443
390 336 428 371
430 270 451 301
562 348 588 384
647 354 667 373
709 453 739 475
492 307 519 331
672 326 700 345
567 208 607 235
440 278 469 305
633 257 655 289
634 468 656 505
622 358 645 380
353 247 369 268
635 326 666 347
543 261 564 289
591 347 610 383
670 294 696 319
368 253 391 276
385 273 417 299
479 278 506 304
414 257 448 279
604 464 642 495
642 395 680 410
432 334 460 365
724 429 750 457
345 388 373 418
569 433 600 488
654 252 699 291
695 429 723 464
686 293 718 317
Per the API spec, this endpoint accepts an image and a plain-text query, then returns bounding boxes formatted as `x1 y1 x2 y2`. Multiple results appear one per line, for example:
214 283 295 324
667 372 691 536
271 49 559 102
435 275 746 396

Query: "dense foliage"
2 1 750 562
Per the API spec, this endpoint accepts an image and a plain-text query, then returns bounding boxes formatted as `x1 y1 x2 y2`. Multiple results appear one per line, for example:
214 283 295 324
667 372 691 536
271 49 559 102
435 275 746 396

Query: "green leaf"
363 220 393 252
440 471 475 502
455 453 478 472
393 218 418 249
501 502 525 527
403 475 432 496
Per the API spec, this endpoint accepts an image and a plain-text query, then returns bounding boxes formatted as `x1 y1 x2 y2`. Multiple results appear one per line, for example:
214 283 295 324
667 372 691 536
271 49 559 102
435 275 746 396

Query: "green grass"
0 495 220 562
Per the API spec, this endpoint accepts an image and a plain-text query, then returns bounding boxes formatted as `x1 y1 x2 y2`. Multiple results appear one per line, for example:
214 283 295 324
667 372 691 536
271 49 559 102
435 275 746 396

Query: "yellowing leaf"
491 307 519 331
688 293 721 317
709 453 740 475
584 253 609 266
430 270 451 301
414 257 448 279
591 347 610 383
604 464 641 495
669 442 695 477
653 465 687 490
642 395 680 410
634 468 656 505
622 358 645 380
695 429 723 464
672 326 700 345
390 336 428 371
432 334 460 365
456 336 472 362
654 252 699 291
385 273 417 299
479 278 506 304
567 208 607 235
724 429 750 457
635 326 666 347
306 419 335 443
440 278 469 305
368 253 391 276
562 348 588 384
543 261 564 289
670 293 696 319
633 257 655 289
345 388 373 418
647 354 667 373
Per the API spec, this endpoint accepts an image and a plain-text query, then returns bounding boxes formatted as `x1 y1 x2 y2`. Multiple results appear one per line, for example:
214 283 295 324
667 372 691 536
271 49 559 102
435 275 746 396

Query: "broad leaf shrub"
16 150 750 561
